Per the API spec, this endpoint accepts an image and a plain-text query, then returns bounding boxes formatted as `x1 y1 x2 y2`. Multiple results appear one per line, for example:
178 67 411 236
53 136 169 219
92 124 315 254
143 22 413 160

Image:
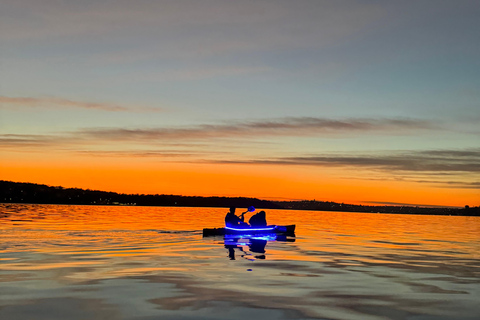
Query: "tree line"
1 180 478 216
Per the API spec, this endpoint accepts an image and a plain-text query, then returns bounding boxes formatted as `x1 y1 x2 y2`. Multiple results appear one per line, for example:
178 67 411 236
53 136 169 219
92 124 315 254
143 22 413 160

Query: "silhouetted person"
225 207 243 227
248 210 267 227
225 207 251 227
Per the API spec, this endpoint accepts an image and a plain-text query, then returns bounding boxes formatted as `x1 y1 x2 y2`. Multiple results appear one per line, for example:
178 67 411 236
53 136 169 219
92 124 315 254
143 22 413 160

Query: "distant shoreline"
1 180 479 216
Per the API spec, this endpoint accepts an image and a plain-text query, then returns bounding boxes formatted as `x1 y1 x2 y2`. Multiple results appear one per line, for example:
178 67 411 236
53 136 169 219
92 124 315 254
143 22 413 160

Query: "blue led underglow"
250 235 278 241
225 226 276 232
224 234 278 243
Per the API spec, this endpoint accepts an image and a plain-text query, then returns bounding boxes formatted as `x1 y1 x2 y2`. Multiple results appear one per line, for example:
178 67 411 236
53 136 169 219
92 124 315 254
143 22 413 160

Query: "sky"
1 0 479 207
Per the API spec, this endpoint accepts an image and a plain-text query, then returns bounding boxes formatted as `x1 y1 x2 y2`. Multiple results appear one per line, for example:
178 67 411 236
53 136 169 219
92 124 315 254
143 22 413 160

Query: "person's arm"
238 212 245 222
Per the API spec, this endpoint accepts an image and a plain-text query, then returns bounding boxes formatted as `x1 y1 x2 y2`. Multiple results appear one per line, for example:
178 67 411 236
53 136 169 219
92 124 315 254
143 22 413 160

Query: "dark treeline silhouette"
1 180 478 216
0 180 279 209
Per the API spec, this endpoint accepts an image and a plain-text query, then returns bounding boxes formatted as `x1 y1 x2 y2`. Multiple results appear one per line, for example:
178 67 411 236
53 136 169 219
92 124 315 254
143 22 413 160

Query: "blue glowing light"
224 234 279 243
225 226 276 232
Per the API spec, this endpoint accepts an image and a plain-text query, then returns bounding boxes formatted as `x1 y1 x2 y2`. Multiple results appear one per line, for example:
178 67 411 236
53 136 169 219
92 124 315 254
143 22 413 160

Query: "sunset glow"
1 1 479 207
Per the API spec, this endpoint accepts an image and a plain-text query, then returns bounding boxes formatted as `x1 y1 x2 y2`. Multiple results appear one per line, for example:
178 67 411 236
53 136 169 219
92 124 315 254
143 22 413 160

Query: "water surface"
1 204 479 319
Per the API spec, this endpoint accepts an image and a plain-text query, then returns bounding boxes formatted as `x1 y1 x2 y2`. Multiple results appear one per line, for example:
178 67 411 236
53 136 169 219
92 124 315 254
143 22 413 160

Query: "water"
1 204 479 320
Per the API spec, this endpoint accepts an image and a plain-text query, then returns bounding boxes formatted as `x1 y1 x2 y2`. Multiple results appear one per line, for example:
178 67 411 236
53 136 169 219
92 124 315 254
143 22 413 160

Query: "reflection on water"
1 204 479 320
224 238 267 261
223 234 295 260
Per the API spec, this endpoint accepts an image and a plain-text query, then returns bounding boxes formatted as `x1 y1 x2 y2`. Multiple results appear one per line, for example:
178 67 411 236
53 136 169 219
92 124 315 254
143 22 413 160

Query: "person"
248 210 267 227
225 207 246 227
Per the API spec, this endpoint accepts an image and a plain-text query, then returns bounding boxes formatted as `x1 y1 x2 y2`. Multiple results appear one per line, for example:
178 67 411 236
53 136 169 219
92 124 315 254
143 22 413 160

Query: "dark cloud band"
212 150 480 173
78 117 438 141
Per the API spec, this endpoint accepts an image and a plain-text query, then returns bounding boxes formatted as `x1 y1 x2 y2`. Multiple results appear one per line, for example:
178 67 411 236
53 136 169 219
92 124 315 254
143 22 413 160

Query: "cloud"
206 149 480 189
75 149 225 158
212 149 480 173
78 117 438 142
2 125 478 189
2 1 384 54
0 96 126 112
207 148 480 189
0 134 197 150
0 116 442 155
0 96 161 113
1 117 474 172
410 180 480 190
0 134 67 148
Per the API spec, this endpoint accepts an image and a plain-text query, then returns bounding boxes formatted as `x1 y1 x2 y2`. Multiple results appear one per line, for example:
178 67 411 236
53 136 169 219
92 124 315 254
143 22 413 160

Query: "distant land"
1 180 478 216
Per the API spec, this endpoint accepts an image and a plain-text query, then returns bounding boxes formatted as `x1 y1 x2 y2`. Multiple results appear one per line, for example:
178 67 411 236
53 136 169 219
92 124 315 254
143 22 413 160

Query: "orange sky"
2 155 478 207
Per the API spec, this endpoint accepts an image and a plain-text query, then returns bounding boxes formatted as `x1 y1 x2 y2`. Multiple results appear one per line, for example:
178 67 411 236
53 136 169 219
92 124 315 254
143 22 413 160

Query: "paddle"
239 206 255 219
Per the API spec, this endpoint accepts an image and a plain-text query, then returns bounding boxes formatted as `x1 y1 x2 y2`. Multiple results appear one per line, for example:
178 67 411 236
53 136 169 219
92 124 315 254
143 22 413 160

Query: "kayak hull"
203 224 295 237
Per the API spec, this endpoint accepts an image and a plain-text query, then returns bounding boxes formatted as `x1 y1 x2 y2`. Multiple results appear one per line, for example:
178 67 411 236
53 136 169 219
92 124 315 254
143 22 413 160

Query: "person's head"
229 207 236 214
258 211 266 217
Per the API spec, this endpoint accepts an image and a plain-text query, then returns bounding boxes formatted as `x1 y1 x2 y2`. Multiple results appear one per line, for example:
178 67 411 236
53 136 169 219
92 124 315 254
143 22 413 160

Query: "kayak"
203 224 295 237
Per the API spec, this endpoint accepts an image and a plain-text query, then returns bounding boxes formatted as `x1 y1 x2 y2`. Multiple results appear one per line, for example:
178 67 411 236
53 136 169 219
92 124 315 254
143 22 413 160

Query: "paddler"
225 207 251 228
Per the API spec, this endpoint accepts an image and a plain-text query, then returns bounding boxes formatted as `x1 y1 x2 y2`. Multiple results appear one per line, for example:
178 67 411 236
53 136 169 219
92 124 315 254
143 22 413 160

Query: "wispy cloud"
0 116 445 152
212 149 480 173
1 124 478 189
2 1 383 56
208 149 480 189
74 149 226 158
78 117 438 142
410 180 480 190
204 149 479 190
0 134 68 148
0 96 161 113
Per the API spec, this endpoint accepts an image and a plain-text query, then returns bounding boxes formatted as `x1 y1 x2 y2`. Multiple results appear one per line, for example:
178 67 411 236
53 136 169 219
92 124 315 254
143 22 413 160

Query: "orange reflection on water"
1 204 479 320
1 205 479 274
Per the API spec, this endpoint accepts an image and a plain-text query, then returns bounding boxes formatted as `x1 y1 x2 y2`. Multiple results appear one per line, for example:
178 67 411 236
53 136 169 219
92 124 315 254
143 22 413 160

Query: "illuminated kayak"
202 224 295 237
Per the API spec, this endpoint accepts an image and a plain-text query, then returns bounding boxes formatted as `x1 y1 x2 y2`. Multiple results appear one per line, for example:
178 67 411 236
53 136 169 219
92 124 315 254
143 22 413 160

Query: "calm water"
1 204 479 320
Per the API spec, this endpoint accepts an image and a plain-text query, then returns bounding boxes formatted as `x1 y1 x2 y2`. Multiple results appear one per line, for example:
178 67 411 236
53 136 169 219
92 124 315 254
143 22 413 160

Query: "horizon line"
1 180 466 209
